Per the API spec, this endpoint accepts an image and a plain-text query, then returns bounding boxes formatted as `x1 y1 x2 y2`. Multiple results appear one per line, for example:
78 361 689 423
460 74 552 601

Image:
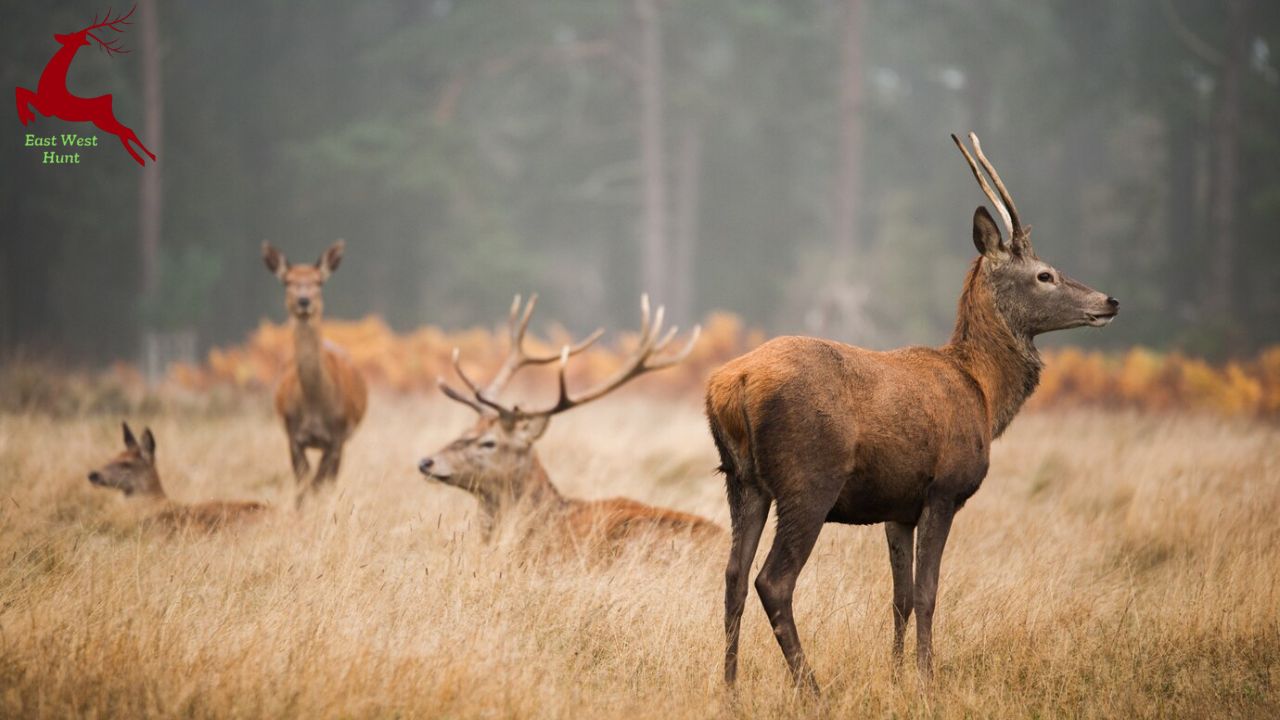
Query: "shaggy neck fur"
944 258 1043 438
475 452 567 520
292 319 337 408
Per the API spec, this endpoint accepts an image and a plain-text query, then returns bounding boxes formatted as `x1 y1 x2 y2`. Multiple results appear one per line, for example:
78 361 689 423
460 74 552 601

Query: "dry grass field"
1 394 1277 718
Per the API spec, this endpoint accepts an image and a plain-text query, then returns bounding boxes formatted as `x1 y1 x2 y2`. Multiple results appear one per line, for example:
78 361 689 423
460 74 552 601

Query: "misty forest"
4 0 1279 367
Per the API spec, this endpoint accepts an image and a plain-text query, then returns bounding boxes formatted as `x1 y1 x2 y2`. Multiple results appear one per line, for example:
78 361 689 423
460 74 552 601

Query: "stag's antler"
951 132 1029 253
481 294 603 396
440 295 700 423
437 294 603 416
84 5 137 57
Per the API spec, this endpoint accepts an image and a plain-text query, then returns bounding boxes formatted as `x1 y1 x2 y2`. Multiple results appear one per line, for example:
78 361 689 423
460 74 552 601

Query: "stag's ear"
139 428 157 463
316 240 345 280
262 242 289 281
122 421 138 451
514 415 551 442
972 206 1009 262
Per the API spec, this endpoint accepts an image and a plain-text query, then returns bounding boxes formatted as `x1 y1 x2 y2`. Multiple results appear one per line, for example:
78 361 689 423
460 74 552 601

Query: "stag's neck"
38 44 80 92
292 319 336 407
944 259 1042 438
479 454 567 521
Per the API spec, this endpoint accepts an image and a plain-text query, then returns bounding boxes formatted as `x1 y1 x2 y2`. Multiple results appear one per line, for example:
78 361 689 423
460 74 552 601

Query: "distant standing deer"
707 133 1119 690
87 423 267 530
15 5 157 166
418 295 720 546
262 240 368 506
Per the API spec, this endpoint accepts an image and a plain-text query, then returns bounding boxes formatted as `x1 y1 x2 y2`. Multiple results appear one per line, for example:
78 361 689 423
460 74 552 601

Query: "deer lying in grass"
87 423 267 530
262 240 368 506
707 133 1119 691
418 295 720 546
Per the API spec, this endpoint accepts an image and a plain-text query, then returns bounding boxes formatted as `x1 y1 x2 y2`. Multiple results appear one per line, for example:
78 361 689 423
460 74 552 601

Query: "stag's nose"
418 457 434 475
1106 297 1119 309
297 296 311 309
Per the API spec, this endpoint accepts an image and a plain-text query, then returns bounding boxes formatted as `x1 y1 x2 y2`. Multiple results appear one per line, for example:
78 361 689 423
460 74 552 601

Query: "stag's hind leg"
885 521 915 671
724 477 771 685
314 442 345 487
753 490 839 693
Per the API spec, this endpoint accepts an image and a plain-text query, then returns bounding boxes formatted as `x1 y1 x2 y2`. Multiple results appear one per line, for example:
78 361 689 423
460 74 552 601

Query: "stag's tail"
705 369 757 489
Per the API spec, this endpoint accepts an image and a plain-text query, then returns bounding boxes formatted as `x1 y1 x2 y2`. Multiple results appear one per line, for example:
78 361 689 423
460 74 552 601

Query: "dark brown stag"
419 295 719 547
706 133 1119 690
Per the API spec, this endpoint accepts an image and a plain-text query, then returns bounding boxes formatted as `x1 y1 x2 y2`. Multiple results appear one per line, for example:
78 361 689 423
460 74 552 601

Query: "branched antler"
83 4 137 57
439 294 700 423
481 294 603 397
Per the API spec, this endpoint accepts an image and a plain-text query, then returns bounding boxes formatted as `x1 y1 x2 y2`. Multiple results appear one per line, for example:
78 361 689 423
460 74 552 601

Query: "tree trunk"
137 0 166 382
671 117 703 324
832 0 865 259
1206 0 1250 320
138 0 162 298
636 0 668 303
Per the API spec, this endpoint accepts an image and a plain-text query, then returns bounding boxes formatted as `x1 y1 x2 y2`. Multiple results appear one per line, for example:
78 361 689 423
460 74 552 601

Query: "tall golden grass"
1 396 1277 717
163 315 1280 419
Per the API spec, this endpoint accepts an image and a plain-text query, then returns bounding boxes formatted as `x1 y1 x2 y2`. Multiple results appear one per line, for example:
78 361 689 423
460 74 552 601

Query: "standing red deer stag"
262 240 368 506
15 5 157 166
419 294 719 547
707 133 1119 690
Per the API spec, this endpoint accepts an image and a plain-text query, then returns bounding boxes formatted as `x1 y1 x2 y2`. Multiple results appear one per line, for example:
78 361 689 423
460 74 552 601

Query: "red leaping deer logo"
15 5 156 166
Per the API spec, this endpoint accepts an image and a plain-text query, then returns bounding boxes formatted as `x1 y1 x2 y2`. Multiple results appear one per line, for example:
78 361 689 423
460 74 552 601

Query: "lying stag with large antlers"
707 133 1119 691
418 295 720 546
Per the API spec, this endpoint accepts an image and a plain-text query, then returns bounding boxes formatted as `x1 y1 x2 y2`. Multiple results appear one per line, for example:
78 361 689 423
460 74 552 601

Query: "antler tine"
482 293 604 396
652 324 680 354
449 347 520 418
93 35 131 55
968 132 1022 238
951 133 1013 239
646 324 702 370
437 375 486 414
512 296 699 420
84 4 136 34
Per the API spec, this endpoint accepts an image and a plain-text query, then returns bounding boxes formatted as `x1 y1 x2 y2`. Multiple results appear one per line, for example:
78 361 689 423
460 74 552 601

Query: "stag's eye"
478 439 497 450
1037 272 1054 283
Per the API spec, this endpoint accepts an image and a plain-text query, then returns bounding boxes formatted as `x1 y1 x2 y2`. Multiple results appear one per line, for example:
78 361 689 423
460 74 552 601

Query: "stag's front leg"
913 498 956 681
885 521 915 671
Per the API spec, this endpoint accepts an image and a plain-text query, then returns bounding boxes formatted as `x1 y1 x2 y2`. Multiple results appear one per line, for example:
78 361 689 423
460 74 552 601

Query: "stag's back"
706 336 990 521
567 497 722 544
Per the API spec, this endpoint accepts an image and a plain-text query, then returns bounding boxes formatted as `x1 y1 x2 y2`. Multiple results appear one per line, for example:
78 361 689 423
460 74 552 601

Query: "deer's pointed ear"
972 206 1009 262
262 242 289 281
316 240 345 280
140 428 157 463
515 415 551 442
122 421 138 451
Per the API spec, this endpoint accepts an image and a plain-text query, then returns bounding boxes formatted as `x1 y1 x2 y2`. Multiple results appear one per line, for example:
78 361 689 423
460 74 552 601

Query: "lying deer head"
418 295 698 510
952 133 1118 336
88 422 162 498
261 240 345 323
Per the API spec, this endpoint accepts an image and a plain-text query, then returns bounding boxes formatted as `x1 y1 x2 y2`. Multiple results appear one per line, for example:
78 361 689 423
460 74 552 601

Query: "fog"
3 0 1277 366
